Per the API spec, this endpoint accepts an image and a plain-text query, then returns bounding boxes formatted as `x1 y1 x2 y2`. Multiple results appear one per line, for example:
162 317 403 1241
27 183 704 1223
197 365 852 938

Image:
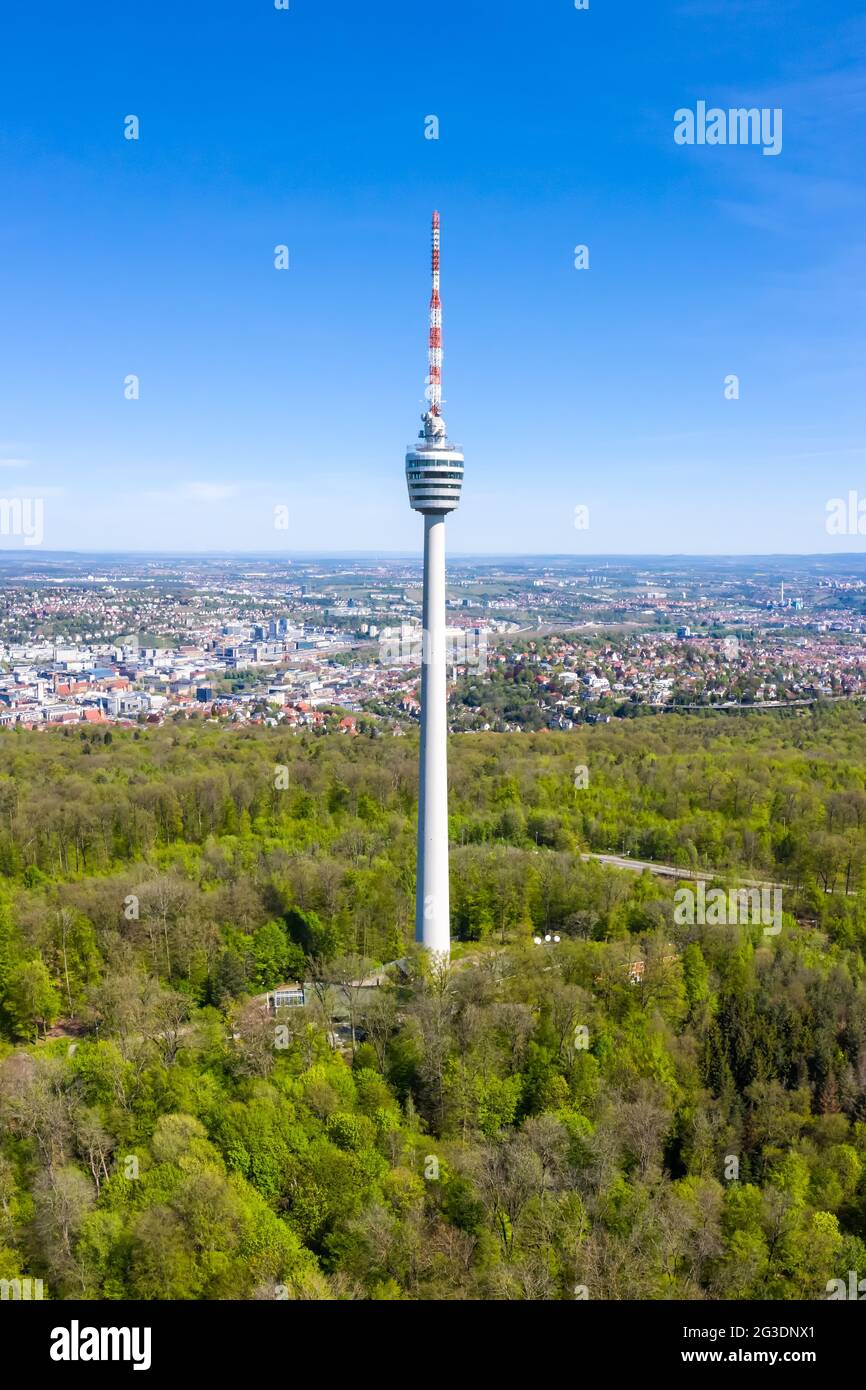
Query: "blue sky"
1 0 864 554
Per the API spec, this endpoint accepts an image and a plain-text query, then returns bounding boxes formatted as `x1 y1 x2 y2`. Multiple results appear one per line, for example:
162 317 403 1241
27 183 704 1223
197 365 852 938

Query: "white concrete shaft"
415 513 451 957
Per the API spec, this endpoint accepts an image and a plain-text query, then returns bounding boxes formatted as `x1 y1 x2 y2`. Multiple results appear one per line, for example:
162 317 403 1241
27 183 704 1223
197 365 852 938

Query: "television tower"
406 212 464 958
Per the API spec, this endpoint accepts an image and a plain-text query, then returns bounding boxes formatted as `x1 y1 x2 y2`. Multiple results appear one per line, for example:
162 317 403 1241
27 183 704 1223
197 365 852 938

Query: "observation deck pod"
405 437 464 515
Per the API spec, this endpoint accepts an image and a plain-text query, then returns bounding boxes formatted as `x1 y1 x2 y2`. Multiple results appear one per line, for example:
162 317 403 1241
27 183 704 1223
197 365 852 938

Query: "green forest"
3 704 866 1299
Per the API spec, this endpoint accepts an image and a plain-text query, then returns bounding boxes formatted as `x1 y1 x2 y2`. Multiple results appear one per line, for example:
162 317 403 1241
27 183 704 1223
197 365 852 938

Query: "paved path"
579 851 788 890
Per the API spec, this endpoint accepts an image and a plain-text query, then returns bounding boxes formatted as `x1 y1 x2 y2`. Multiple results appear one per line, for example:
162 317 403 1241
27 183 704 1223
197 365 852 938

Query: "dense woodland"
3 706 866 1298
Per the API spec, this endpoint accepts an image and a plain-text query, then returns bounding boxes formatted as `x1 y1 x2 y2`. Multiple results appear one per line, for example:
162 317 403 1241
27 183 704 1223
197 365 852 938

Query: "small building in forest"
269 982 306 1011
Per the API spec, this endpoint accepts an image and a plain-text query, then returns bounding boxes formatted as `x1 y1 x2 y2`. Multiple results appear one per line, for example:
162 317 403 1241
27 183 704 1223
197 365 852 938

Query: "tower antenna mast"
428 211 442 417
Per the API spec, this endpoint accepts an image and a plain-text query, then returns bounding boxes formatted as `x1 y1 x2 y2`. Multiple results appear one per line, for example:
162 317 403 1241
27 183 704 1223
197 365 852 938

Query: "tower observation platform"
405 421 464 514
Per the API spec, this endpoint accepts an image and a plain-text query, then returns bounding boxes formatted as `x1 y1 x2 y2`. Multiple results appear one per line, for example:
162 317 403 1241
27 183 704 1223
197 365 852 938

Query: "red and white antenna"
427 211 442 416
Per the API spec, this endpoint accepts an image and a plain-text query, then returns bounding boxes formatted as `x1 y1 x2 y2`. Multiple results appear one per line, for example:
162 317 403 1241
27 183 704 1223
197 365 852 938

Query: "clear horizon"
2 549 866 564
